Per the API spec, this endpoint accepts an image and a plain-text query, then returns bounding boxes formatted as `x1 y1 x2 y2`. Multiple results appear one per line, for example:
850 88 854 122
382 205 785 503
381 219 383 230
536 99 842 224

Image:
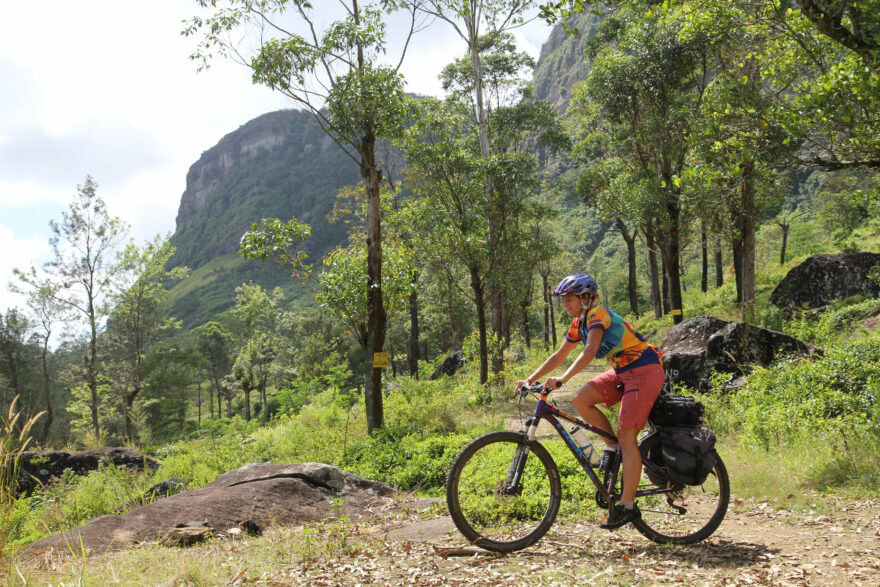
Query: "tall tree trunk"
225 383 232 418
407 276 420 378
778 221 790 265
645 218 663 318
40 337 53 442
541 273 550 348
469 265 489 384
739 160 757 321
125 387 139 441
662 190 684 324
701 221 708 293
88 303 99 437
363 152 386 434
715 243 724 288
661 261 670 314
446 274 458 351
733 244 743 304
616 218 640 316
521 301 530 348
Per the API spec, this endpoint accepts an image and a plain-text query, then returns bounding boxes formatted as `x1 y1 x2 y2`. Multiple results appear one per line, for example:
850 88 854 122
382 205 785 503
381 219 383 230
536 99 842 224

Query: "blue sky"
0 2 552 313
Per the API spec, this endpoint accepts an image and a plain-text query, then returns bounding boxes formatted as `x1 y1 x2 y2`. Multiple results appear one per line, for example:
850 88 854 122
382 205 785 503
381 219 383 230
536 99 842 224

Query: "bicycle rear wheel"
446 430 561 553
631 449 730 545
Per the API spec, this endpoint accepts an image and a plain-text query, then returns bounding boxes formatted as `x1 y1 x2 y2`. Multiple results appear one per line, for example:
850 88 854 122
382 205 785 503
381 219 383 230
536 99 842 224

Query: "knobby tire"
446 431 562 553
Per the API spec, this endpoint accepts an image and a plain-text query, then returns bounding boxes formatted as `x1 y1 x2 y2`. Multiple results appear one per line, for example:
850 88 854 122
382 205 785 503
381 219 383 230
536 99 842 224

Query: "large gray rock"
429 351 465 380
661 316 821 391
16 447 159 496
24 463 396 555
770 252 880 311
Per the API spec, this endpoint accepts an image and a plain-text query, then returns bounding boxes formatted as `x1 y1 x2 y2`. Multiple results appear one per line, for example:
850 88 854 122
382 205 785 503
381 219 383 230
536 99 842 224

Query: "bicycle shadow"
635 539 781 569
516 532 781 571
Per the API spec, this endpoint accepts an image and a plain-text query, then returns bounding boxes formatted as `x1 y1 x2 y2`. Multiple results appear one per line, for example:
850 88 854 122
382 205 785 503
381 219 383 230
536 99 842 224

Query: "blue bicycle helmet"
550 273 598 297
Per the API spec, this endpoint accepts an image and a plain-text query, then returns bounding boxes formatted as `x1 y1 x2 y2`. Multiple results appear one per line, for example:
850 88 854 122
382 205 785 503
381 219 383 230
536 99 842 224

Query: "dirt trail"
266 369 880 585
265 494 880 586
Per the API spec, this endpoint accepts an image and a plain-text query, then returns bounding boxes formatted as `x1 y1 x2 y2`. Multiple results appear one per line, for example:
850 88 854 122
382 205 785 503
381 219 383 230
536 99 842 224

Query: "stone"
16 448 160 496
661 316 821 392
770 252 880 311
159 526 214 547
24 462 395 555
429 350 465 380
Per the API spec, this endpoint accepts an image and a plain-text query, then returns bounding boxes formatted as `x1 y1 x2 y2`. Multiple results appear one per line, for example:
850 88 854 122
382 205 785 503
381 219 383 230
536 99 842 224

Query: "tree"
187 0 423 433
106 236 189 441
422 0 537 347
568 8 710 324
10 271 68 442
398 98 496 381
194 321 234 419
230 282 283 419
0 309 33 411
41 176 127 438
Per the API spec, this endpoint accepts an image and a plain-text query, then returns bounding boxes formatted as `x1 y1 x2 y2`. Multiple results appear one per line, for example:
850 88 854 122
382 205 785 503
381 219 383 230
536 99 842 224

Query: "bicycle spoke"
447 431 561 552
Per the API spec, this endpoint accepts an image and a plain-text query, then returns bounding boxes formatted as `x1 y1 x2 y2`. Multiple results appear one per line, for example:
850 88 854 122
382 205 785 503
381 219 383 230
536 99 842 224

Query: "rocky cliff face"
533 13 603 112
175 110 335 229
169 110 357 272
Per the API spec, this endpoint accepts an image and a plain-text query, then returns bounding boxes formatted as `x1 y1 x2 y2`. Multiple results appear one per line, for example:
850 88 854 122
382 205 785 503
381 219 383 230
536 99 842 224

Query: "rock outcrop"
25 462 397 555
17 447 159 496
770 252 880 311
661 316 821 391
429 351 465 380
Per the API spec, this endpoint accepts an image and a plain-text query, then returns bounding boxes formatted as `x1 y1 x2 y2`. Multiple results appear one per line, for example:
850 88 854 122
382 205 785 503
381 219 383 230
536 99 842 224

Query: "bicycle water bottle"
569 427 601 466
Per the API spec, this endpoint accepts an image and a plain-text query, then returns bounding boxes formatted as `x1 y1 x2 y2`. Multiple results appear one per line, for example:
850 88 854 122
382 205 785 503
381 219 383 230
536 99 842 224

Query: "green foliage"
239 217 313 278
703 337 880 451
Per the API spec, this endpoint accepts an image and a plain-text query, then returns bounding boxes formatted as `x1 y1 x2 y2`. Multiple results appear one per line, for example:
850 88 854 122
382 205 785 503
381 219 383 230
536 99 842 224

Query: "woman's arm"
546 327 603 388
515 338 577 390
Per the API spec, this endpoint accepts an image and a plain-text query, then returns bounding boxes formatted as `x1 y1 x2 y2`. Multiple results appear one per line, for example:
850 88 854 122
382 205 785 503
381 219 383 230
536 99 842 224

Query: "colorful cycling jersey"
565 306 662 372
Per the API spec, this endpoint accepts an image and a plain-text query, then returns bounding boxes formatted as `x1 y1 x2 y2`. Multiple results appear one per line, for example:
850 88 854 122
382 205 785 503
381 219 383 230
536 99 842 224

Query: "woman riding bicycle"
515 273 664 529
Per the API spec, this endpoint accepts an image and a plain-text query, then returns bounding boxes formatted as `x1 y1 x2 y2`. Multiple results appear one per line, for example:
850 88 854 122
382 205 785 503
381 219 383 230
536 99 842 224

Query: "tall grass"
1 396 43 562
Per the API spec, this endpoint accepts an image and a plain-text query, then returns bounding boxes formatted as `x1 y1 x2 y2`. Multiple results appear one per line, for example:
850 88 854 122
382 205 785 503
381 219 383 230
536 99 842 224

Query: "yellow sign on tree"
373 352 389 369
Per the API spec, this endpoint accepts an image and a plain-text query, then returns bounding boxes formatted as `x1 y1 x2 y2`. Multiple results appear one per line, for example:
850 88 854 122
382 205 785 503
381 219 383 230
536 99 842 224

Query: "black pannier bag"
659 426 717 486
649 393 704 427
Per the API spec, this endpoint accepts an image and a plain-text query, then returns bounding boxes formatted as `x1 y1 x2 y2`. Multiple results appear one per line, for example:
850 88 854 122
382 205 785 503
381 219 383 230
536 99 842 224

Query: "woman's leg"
571 379 619 447
616 363 666 504
617 427 641 503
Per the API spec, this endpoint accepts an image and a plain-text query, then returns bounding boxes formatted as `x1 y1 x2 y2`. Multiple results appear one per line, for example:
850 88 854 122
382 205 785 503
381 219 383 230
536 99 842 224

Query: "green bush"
343 432 471 491
703 337 880 451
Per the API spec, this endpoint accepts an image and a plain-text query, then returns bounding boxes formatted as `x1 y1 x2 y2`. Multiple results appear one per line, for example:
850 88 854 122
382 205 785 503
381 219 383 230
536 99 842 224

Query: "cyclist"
515 273 664 529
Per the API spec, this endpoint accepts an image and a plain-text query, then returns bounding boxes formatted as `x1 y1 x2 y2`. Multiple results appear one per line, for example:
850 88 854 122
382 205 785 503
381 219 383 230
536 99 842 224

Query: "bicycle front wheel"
446 430 561 553
631 450 730 545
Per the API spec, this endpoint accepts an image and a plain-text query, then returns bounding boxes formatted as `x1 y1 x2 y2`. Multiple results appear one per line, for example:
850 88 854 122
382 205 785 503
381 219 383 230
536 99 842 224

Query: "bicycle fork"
504 417 541 494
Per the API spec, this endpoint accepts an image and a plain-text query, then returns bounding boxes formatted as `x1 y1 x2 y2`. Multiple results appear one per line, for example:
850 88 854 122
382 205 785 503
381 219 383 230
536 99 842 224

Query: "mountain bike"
445 382 729 552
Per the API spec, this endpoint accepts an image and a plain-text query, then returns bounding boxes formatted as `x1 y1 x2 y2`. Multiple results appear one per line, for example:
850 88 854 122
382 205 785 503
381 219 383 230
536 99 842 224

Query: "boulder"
661 316 821 392
770 252 880 311
24 462 397 555
429 350 465 380
17 447 159 496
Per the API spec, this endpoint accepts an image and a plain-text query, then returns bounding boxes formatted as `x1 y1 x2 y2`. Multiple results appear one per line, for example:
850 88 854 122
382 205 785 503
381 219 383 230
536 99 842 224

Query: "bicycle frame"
519 391 675 505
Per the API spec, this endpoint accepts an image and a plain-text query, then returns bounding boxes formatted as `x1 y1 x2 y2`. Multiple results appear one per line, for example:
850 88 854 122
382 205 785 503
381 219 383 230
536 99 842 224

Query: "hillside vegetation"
2 0 880 581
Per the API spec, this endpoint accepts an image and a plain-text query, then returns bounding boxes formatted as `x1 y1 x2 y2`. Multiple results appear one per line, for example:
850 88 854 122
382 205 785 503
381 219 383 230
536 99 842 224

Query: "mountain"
533 13 603 112
165 17 599 327
166 110 360 325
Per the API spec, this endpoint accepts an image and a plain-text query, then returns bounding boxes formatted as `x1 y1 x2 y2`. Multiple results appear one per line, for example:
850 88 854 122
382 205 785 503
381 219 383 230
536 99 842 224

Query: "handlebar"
518 380 561 399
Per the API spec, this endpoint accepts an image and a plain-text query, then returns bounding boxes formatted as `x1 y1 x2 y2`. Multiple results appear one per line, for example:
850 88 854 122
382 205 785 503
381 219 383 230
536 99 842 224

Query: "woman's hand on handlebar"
514 379 532 396
543 376 564 391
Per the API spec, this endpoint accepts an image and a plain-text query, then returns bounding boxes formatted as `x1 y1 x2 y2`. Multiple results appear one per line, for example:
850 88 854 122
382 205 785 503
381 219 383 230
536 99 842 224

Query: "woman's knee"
572 384 604 410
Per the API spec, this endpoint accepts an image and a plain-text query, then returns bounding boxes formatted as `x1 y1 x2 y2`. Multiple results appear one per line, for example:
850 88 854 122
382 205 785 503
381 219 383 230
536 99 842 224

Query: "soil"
263 368 880 585
262 493 880 586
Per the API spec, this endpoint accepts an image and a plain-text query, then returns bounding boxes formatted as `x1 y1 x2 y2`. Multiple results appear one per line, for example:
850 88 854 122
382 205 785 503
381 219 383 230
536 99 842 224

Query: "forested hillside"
164 109 360 325
3 1 880 580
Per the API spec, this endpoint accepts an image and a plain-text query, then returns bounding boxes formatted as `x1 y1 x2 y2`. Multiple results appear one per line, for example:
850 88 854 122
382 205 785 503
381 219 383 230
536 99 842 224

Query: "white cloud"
0 2 551 313
0 224 52 313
